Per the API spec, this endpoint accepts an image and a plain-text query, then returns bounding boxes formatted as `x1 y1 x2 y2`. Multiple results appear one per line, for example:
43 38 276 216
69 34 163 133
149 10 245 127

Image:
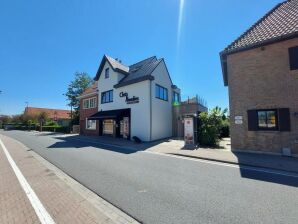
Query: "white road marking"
32 133 298 179
0 137 56 224
144 151 298 179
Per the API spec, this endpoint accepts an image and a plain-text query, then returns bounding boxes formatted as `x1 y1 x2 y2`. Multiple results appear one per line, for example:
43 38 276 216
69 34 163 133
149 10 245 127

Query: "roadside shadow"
47 135 163 154
234 151 298 188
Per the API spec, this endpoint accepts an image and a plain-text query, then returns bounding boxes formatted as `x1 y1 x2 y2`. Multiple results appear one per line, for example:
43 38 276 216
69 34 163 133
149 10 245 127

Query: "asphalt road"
1 130 298 224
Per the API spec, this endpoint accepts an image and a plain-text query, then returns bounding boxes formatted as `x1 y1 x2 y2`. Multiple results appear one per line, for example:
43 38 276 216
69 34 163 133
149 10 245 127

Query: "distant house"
173 96 208 138
24 107 71 126
220 0 298 155
77 82 99 136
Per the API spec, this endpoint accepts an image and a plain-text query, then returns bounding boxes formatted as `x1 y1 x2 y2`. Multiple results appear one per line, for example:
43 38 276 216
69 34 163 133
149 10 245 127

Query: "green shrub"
40 125 70 133
45 121 58 126
198 112 221 147
220 119 230 138
197 107 229 147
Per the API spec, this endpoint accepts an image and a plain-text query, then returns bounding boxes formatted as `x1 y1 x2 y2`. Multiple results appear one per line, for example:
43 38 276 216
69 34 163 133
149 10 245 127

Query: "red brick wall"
79 95 99 136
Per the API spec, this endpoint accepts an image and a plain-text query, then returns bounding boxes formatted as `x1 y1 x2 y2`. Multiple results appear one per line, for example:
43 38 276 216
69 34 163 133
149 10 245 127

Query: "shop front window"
103 119 114 135
86 119 96 130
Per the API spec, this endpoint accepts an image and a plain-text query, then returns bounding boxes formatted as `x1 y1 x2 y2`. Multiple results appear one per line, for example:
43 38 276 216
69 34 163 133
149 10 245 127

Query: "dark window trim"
256 109 278 131
155 84 168 101
172 91 180 103
105 68 110 79
289 46 298 71
101 90 113 104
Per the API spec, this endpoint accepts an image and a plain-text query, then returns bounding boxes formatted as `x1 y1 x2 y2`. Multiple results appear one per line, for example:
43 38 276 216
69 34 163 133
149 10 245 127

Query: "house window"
101 90 113 104
247 108 291 132
289 46 298 70
83 99 89 109
86 119 96 130
89 97 97 108
83 97 97 109
173 92 180 104
257 110 278 130
155 84 168 101
105 68 110 78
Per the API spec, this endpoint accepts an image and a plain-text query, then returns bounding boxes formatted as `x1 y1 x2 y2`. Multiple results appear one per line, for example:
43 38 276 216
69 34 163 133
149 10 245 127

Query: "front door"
103 119 114 136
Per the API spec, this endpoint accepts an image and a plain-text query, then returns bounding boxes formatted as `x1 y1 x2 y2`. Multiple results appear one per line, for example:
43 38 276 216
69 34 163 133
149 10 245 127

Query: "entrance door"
103 119 114 136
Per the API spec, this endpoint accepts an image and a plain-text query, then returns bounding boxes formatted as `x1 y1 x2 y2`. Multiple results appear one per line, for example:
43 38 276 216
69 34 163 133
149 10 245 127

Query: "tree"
65 72 93 125
37 111 48 131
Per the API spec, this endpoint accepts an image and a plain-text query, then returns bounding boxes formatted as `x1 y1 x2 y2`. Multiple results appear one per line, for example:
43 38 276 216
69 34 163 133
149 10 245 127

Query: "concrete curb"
14 141 141 224
168 153 298 175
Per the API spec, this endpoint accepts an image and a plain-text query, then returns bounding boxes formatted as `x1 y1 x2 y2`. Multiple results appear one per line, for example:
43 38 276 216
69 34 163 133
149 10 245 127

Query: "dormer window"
105 68 110 78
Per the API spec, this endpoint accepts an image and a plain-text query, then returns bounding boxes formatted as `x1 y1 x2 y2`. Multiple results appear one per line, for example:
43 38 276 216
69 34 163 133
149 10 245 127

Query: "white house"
88 55 180 142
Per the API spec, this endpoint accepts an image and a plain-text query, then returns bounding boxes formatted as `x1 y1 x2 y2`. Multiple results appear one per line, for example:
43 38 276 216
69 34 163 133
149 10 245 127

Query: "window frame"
101 90 113 104
288 46 298 70
256 109 278 131
86 118 96 130
89 97 97 108
105 68 110 79
83 99 89 109
83 97 97 109
155 84 168 101
173 91 180 104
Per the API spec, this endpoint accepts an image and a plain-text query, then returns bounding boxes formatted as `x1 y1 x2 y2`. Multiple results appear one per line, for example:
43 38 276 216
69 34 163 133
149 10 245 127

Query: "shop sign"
184 117 194 145
119 92 139 104
123 117 129 139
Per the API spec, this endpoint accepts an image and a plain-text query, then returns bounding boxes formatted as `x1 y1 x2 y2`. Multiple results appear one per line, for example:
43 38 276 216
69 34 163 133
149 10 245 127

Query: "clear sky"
0 0 282 115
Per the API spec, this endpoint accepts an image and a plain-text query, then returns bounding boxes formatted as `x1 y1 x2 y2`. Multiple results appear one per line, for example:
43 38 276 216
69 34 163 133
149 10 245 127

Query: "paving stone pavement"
0 134 140 224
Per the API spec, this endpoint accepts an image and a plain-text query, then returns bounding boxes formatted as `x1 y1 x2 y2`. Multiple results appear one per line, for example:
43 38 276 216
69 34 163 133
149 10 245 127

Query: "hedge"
39 126 70 133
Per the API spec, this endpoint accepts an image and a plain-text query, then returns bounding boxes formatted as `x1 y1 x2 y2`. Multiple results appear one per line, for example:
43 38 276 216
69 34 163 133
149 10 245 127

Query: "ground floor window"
86 119 96 130
103 119 114 135
257 110 278 130
247 108 290 131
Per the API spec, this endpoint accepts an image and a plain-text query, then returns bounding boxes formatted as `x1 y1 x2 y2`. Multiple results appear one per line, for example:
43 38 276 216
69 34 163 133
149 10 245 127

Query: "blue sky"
0 0 282 115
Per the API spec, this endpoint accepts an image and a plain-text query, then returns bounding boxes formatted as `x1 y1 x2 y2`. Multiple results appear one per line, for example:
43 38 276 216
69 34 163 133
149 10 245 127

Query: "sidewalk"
146 139 298 174
53 133 298 174
0 134 139 224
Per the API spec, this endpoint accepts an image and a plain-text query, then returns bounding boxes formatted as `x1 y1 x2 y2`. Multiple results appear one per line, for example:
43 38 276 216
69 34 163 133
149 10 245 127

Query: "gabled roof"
78 82 98 99
222 0 298 55
105 55 129 73
94 55 169 88
94 55 129 80
220 0 298 86
115 57 163 88
24 107 71 119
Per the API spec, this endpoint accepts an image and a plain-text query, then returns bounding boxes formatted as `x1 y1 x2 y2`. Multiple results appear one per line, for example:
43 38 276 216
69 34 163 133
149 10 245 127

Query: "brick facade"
227 38 298 155
79 95 99 136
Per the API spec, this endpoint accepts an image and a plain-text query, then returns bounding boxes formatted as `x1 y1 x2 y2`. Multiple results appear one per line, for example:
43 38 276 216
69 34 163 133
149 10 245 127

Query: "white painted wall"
97 59 175 142
98 62 151 141
151 60 173 141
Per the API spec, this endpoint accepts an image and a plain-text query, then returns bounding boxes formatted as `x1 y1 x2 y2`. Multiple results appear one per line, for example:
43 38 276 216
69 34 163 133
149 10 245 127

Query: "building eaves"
220 0 298 86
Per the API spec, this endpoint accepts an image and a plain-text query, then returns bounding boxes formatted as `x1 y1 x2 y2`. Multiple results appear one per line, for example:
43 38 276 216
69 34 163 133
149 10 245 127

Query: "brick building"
220 0 298 155
78 82 99 136
24 107 71 126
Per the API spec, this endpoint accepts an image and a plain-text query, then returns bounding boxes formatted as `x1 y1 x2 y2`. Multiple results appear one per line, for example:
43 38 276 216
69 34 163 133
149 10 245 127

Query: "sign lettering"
119 92 139 104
